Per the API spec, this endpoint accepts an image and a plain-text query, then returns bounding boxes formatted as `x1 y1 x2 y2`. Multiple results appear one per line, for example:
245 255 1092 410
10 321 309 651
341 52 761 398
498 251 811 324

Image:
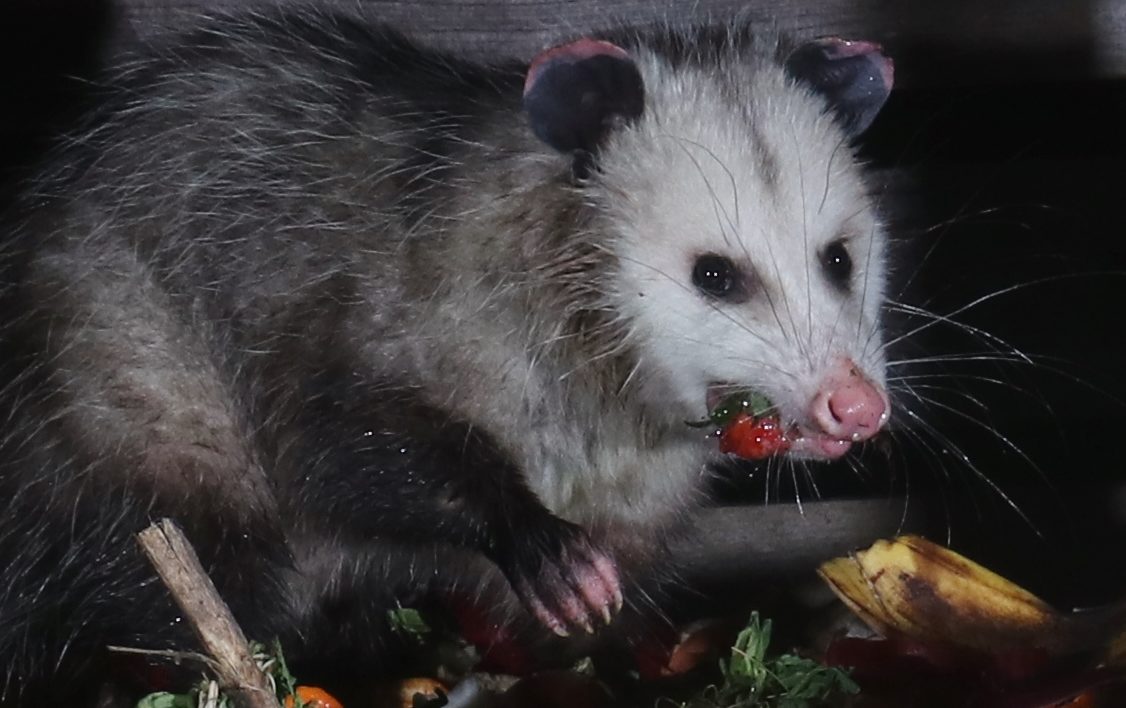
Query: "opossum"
0 7 893 704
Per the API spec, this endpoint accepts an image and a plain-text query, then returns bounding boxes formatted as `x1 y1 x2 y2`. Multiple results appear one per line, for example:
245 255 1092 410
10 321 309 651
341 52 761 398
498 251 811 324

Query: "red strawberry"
719 413 791 459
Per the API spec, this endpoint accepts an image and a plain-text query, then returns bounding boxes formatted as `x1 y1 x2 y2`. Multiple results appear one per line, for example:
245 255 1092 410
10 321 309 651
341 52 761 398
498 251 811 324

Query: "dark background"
3 0 1125 609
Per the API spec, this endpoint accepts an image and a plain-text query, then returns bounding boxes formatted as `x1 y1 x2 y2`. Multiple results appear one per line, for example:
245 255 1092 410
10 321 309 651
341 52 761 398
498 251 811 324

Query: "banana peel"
818 535 1126 660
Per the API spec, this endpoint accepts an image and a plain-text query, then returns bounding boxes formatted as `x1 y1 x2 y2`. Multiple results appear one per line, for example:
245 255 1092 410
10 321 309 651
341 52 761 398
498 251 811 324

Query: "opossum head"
524 30 893 459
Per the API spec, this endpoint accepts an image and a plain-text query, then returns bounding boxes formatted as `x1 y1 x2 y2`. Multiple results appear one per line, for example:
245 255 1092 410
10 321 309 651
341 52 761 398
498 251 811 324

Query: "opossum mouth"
787 432 854 459
702 384 857 460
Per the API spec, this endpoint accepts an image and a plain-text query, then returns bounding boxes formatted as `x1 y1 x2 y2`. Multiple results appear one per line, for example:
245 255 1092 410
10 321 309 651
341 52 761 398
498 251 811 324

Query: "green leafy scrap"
134 639 305 708
687 391 775 429
253 638 299 702
673 613 859 708
389 606 433 641
136 693 199 708
135 681 233 708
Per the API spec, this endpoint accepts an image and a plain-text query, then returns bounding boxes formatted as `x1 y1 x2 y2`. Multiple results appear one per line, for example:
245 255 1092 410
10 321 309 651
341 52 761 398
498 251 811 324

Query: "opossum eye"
821 239 853 291
692 253 747 301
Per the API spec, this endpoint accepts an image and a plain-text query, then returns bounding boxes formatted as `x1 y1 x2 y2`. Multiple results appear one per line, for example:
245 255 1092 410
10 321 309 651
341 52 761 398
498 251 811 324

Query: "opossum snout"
809 358 889 444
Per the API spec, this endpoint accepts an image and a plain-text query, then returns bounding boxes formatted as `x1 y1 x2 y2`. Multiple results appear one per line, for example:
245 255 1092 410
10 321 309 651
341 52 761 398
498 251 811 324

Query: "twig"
136 518 278 708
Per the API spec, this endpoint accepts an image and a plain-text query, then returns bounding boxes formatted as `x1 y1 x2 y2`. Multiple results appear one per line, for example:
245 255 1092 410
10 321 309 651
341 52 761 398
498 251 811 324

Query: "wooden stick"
136 518 277 708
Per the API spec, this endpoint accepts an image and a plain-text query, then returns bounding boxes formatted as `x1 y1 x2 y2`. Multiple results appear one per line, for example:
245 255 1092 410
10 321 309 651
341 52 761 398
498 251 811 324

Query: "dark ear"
784 38 894 136
523 38 645 155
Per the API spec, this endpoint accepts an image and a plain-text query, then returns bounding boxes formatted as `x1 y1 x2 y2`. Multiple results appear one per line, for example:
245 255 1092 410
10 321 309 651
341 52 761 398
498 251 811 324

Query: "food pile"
130 532 1126 707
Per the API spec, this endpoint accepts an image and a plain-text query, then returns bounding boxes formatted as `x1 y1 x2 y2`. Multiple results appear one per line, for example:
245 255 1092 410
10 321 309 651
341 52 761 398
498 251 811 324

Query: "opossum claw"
581 551 622 625
568 546 620 630
497 519 622 636
515 569 597 636
526 595 572 637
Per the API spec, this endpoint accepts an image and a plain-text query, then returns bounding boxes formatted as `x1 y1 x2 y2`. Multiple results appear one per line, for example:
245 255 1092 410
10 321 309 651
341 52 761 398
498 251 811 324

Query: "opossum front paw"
498 522 623 637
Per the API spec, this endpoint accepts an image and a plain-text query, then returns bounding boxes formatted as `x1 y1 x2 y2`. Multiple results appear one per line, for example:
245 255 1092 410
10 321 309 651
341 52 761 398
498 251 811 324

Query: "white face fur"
595 51 889 445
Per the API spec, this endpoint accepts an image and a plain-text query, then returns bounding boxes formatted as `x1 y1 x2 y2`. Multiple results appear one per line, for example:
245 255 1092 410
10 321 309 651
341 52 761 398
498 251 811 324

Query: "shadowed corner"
847 0 1126 609
0 0 117 210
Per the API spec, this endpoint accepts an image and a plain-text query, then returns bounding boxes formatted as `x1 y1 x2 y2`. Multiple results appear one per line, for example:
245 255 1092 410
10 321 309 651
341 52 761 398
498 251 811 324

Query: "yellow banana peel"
819 535 1125 658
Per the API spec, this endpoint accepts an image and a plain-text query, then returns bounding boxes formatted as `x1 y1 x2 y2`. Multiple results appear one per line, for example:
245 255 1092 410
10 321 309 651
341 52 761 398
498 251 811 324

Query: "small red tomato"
719 413 791 459
284 685 343 708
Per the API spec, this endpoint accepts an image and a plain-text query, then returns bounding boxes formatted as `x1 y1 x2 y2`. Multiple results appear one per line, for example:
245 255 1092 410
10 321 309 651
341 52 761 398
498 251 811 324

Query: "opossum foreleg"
284 381 623 636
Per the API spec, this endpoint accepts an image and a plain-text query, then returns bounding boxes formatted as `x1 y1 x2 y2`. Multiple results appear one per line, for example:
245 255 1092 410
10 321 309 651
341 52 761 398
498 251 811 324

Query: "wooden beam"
105 0 1126 85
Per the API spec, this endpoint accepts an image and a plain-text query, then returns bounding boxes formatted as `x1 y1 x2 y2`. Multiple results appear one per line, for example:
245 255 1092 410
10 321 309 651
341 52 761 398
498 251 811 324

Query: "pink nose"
811 359 888 442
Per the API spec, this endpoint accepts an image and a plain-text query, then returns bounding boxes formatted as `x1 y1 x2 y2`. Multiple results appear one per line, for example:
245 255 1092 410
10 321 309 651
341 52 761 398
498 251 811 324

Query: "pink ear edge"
524 38 632 95
816 37 895 91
